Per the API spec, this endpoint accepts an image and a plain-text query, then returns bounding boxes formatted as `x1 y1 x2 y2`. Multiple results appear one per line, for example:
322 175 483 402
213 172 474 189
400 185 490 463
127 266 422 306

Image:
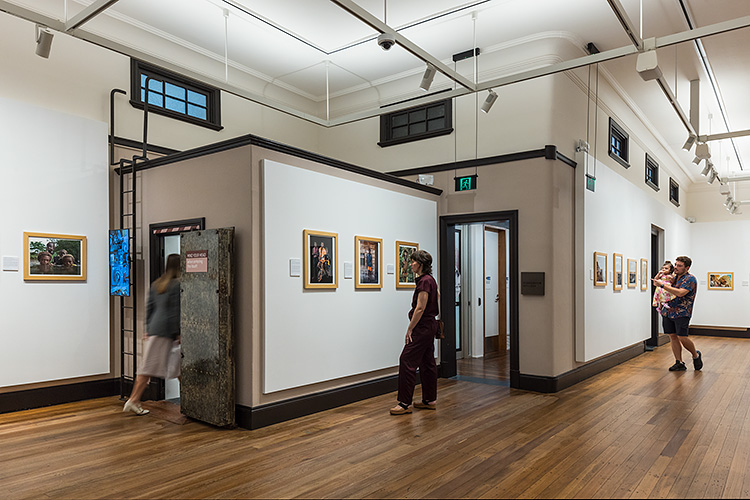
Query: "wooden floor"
457 350 509 381
2 336 750 499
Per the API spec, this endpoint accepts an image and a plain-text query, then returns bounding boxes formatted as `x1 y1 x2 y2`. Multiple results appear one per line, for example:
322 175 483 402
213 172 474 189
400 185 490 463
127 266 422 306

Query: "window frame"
378 99 453 147
669 177 680 207
130 59 222 131
608 117 630 168
645 153 659 191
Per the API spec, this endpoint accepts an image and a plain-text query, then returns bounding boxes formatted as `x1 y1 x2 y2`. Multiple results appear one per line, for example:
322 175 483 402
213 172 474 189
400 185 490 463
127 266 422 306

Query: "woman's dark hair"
662 261 674 274
154 253 181 294
410 250 433 275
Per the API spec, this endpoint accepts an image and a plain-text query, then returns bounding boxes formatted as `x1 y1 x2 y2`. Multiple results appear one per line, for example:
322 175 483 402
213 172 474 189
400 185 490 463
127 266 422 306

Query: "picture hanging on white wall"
594 252 607 287
23 232 87 281
355 236 382 289
627 259 638 288
303 229 338 289
613 253 623 290
708 272 733 290
640 258 648 291
396 241 419 289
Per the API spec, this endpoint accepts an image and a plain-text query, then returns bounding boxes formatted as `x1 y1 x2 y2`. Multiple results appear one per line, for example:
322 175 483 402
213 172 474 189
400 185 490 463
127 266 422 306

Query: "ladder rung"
122 213 134 217
123 305 134 309
122 189 134 193
122 329 134 333
123 352 134 356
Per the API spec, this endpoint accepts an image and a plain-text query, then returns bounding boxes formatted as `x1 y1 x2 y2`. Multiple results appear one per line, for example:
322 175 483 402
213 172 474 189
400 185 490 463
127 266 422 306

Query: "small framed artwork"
708 272 733 290
303 229 338 289
594 252 607 287
24 232 87 281
613 253 623 290
355 236 382 289
640 258 648 291
109 229 130 296
396 241 419 289
627 259 638 288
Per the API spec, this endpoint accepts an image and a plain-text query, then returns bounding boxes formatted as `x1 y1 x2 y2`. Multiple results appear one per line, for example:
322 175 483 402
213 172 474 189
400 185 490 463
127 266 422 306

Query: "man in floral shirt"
653 255 703 371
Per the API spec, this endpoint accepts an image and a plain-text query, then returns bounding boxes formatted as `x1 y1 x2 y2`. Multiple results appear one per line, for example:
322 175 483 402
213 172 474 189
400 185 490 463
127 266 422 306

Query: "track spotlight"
480 90 498 113
693 156 703 165
730 202 739 215
35 25 54 58
724 195 733 208
720 183 731 195
700 162 712 176
707 169 718 184
682 134 697 151
419 64 436 92
695 142 711 160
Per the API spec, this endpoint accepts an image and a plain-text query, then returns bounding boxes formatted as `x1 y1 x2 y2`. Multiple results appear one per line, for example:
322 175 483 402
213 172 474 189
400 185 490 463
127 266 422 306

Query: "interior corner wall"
262 159 438 393
688 221 750 327
0 97 110 387
582 156 691 362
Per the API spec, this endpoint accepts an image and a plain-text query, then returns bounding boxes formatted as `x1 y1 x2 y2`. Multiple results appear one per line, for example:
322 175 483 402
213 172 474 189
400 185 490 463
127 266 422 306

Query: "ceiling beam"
699 129 750 142
65 0 120 32
606 0 643 49
329 0 476 91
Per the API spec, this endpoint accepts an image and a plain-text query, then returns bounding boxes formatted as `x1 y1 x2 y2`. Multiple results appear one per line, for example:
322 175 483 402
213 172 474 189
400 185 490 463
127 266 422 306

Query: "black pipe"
109 89 126 166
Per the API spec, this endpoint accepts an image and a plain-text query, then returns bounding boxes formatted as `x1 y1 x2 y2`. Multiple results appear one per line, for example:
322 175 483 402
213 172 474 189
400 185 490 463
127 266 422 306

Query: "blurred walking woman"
123 254 181 415
390 250 439 415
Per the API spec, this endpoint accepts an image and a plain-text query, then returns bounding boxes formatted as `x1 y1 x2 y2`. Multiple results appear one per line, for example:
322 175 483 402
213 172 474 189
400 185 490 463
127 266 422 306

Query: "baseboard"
689 325 750 338
0 379 119 414
518 342 645 393
236 375 400 430
484 336 500 354
657 334 670 346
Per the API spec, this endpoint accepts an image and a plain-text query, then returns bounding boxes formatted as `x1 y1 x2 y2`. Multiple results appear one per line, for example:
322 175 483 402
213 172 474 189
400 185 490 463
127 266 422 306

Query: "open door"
180 227 235 427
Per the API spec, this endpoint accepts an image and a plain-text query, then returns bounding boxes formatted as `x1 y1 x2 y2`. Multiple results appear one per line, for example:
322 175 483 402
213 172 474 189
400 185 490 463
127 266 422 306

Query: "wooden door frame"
482 226 507 355
439 210 519 388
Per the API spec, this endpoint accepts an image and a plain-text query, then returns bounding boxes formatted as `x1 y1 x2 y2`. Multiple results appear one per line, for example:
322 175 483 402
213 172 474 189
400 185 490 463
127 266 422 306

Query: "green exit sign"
455 175 478 191
586 175 596 192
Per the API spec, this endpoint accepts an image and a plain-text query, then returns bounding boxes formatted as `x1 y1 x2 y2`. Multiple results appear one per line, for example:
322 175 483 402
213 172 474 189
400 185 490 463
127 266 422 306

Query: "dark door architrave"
439 211 519 388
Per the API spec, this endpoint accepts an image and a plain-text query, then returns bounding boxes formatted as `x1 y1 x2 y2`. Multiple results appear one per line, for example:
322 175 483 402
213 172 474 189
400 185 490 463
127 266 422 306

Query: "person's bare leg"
669 334 683 362
127 374 150 405
679 337 698 358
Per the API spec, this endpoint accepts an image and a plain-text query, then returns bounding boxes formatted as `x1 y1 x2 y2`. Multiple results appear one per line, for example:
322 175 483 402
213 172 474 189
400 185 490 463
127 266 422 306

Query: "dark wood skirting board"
689 326 750 338
0 379 118 414
237 375 402 430
484 336 500 354
518 342 645 393
658 333 670 346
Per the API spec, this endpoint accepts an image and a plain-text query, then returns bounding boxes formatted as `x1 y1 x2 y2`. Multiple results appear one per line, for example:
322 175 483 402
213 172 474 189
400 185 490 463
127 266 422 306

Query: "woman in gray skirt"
123 253 181 415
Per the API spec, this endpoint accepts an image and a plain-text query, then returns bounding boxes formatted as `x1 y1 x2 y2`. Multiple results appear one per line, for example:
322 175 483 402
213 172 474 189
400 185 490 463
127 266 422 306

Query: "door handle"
478 297 481 306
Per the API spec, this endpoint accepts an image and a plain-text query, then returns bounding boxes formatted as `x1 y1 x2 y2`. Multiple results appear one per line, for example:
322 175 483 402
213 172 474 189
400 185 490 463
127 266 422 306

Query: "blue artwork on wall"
109 229 130 296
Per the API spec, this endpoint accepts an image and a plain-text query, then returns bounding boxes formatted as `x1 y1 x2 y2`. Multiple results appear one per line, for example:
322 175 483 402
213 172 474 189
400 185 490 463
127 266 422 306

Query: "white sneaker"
123 400 149 416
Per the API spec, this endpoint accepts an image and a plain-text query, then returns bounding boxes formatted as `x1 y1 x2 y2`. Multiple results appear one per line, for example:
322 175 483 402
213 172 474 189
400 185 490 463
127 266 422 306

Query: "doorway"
439 211 519 388
146 217 204 402
648 225 665 348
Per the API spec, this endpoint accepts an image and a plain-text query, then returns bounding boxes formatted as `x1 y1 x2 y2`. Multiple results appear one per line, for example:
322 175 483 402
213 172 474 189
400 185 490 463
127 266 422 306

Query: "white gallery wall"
263 160 438 393
582 156 691 362
0 97 109 387
689 221 750 327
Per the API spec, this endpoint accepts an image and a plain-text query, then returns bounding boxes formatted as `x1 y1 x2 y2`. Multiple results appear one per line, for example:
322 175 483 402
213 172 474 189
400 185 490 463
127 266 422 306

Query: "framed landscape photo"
594 252 607 287
24 232 87 281
613 253 623 291
627 259 638 288
396 241 419 289
303 229 338 289
355 236 382 289
640 258 648 291
708 272 733 290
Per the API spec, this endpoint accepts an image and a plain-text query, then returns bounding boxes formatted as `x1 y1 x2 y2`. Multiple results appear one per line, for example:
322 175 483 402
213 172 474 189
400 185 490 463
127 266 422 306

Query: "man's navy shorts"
663 316 691 336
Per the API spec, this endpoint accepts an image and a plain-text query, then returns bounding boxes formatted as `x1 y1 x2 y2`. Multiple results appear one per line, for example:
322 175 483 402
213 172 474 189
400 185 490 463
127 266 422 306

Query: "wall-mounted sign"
521 272 545 296
186 250 208 273
455 174 477 192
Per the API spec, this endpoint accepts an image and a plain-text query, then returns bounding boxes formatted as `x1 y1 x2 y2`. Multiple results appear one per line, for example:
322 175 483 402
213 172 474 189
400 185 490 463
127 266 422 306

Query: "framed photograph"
24 232 87 281
109 229 130 296
594 252 607 287
355 236 382 289
640 258 648 291
613 253 623 290
396 241 419 289
303 230 338 289
627 259 638 288
708 272 734 290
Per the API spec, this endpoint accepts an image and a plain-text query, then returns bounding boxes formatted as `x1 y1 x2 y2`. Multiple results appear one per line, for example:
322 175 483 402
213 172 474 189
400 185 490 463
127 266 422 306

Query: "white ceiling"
3 0 750 182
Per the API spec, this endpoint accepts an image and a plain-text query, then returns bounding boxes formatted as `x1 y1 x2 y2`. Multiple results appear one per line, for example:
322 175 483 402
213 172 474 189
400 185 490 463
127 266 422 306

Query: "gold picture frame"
355 236 382 289
24 232 87 281
613 253 623 290
396 241 419 289
303 229 338 289
594 252 607 287
708 272 733 290
640 258 648 291
627 259 638 288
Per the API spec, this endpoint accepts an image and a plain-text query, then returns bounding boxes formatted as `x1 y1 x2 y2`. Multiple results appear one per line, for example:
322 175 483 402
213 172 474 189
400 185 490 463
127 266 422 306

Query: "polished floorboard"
2 336 750 499
457 350 509 381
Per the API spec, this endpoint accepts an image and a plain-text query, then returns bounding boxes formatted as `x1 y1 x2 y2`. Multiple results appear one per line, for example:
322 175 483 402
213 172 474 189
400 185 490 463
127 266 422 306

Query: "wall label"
186 250 208 273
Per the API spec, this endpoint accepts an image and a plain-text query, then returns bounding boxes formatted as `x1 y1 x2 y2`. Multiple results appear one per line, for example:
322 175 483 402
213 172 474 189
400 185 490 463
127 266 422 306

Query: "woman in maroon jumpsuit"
390 250 439 415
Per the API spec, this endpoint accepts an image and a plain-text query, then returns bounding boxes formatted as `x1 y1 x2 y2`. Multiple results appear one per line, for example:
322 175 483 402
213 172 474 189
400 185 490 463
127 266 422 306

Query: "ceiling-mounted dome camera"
378 33 396 51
